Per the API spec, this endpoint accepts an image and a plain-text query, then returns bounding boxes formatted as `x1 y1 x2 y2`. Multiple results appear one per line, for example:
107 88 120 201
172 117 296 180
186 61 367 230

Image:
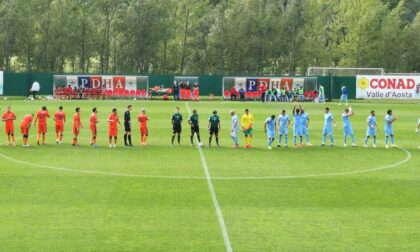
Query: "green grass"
0 99 419 251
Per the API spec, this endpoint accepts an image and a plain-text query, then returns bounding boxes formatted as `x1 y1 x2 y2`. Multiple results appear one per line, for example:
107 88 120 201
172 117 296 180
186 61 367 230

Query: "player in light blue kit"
300 106 312 146
264 115 276 149
342 106 356 147
292 105 303 147
277 109 290 148
364 110 377 148
230 110 239 148
384 109 397 148
322 107 336 147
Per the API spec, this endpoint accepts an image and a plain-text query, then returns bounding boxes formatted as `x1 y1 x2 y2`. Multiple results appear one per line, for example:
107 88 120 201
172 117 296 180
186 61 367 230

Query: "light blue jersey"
278 114 289 135
366 115 377 136
231 114 239 137
323 112 333 135
293 113 302 136
342 113 353 135
301 112 309 136
301 113 308 128
384 114 394 135
265 117 276 138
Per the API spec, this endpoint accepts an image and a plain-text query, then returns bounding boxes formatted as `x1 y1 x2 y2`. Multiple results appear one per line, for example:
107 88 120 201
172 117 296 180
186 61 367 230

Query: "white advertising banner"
356 75 420 99
66 75 78 88
234 78 246 91
125 76 137 91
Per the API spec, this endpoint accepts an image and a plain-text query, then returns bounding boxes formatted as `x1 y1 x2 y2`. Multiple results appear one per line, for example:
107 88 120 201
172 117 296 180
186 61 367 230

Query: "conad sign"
356 75 420 99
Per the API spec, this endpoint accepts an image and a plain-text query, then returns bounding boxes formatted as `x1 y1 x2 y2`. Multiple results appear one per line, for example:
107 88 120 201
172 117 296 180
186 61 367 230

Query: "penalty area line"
185 102 233 252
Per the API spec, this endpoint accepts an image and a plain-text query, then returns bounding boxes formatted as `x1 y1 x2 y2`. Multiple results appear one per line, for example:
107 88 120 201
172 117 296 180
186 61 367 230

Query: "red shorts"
55 124 64 133
5 124 14 134
73 126 80 135
90 125 97 136
140 127 148 136
38 124 47 134
109 128 118 137
20 125 29 135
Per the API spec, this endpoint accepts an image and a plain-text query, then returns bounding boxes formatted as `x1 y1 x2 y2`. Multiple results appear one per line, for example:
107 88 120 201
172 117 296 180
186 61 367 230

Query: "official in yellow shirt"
241 109 254 148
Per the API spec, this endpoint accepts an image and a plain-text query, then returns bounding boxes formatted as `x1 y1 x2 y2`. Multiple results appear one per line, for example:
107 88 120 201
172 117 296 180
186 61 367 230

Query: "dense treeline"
0 0 419 75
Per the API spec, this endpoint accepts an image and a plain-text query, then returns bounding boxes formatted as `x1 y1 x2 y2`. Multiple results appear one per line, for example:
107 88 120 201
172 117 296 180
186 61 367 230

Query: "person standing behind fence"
239 87 245 101
339 85 348 106
258 82 266 103
230 86 237 101
30 80 40 100
318 85 325 103
298 86 304 101
173 81 179 100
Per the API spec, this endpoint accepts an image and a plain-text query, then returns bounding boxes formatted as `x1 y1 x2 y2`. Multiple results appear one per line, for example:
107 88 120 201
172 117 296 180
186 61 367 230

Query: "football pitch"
0 99 419 251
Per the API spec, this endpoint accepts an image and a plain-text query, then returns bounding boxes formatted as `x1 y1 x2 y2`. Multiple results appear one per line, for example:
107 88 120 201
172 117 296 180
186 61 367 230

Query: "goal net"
307 67 384 77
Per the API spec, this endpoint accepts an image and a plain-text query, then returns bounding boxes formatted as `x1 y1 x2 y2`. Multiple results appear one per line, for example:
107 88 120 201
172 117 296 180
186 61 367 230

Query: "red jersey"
138 114 148 128
108 113 118 129
36 110 50 125
90 113 97 126
2 111 16 126
258 84 266 93
73 113 81 128
21 115 33 126
54 111 66 125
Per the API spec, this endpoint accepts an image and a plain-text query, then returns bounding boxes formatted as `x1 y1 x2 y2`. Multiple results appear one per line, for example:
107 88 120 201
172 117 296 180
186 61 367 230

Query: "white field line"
185 102 233 252
0 151 203 180
0 143 412 181
212 145 412 180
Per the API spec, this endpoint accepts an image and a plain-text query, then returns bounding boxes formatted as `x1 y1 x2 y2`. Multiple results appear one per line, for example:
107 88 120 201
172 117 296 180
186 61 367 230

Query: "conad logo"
358 77 369 90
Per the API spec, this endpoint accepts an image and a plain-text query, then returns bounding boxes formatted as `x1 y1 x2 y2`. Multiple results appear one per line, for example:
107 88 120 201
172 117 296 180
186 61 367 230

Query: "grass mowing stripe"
185 102 233 252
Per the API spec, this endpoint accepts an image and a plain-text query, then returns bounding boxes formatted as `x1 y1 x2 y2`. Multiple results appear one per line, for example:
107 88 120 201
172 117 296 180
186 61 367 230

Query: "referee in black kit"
124 105 133 146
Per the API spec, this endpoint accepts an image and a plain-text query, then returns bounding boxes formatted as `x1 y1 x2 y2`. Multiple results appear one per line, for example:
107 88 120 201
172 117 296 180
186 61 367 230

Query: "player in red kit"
20 114 34 147
90 107 99 147
72 107 82 146
34 106 50 145
2 106 16 146
107 108 121 148
53 106 66 144
137 108 150 145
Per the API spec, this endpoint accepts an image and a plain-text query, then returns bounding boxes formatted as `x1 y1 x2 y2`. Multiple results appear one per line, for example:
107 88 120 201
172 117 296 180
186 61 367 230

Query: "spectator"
230 86 237 101
239 87 245 102
273 87 280 101
30 80 40 99
173 81 179 100
265 88 272 102
281 87 286 101
258 82 266 103
318 85 325 103
298 87 304 101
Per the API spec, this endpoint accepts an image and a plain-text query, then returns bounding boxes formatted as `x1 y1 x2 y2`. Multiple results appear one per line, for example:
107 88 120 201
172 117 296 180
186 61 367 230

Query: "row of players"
1 105 419 149
0 105 149 147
